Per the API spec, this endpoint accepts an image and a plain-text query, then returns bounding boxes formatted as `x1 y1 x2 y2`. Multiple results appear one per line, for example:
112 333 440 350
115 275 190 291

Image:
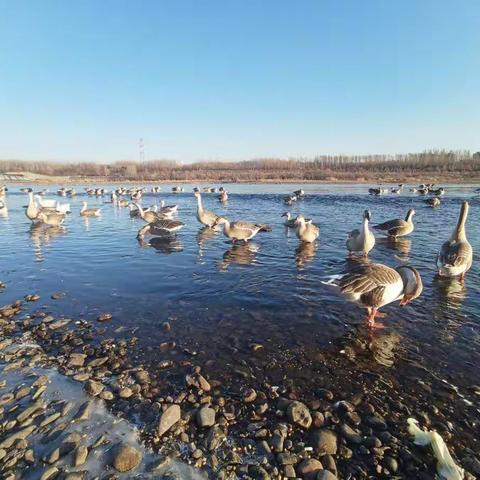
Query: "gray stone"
197 406 215 428
297 458 323 479
287 401 312 429
112 443 142 472
310 429 338 455
158 404 181 436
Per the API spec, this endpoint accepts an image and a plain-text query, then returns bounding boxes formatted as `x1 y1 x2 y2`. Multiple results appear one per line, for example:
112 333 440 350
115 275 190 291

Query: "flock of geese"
0 183 475 329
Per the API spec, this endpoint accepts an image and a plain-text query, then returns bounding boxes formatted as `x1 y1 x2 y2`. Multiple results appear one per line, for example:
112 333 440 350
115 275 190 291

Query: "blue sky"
0 0 479 163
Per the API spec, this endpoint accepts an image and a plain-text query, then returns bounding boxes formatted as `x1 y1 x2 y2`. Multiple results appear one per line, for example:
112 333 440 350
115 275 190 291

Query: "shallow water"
1 183 480 406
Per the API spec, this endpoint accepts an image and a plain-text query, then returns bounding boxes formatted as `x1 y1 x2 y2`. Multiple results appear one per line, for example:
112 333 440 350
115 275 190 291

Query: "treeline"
1 150 479 182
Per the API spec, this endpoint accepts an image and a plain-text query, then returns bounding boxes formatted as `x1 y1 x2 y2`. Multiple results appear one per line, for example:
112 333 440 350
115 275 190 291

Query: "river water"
1 183 479 417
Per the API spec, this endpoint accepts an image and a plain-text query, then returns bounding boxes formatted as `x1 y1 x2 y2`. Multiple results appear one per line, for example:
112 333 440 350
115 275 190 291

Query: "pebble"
84 380 104 396
297 458 323 478
97 313 113 322
74 445 89 466
197 406 216 428
68 353 87 367
287 401 312 429
310 429 338 455
158 404 181 436
112 443 142 472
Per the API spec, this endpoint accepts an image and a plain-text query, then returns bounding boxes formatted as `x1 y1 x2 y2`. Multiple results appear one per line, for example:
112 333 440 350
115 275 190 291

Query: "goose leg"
367 308 385 329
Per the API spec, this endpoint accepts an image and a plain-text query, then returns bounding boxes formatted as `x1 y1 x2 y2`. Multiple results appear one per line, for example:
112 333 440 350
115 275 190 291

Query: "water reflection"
29 223 67 262
137 237 184 254
219 242 258 270
432 275 467 311
196 227 218 260
377 237 411 260
295 242 317 269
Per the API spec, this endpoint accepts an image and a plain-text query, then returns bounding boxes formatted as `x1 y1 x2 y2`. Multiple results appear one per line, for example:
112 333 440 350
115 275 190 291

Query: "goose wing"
340 264 401 307
151 219 184 232
233 220 271 232
438 240 472 268
373 219 405 231
348 228 360 239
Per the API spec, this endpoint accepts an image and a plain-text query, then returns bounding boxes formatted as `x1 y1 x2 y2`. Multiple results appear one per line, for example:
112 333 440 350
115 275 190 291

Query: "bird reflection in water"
295 242 317 269
137 236 183 254
377 237 411 260
196 227 218 261
29 223 66 262
219 242 258 270
344 254 371 271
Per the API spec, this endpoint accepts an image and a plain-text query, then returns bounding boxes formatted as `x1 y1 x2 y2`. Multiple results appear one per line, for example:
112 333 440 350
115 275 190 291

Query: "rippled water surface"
1 183 480 401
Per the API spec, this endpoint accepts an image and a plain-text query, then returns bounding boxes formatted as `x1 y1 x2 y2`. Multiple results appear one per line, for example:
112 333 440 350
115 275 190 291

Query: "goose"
294 215 319 243
425 197 441 208
0 200 7 216
368 188 381 196
417 188 429 195
431 187 445 196
327 263 423 328
391 184 403 194
118 198 129 207
57 188 66 197
25 191 41 221
134 203 161 223
0 186 7 197
80 201 101 217
36 210 66 227
214 217 270 243
137 218 184 239
194 191 220 227
159 200 178 216
293 189 305 198
346 210 375 257
284 194 297 205
436 201 472 281
281 212 312 228
172 186 184 193
218 190 228 203
373 209 415 239
128 203 142 218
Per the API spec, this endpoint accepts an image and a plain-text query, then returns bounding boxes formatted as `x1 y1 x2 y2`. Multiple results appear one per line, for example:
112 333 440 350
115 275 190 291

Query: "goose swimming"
346 210 375 257
214 217 270 243
80 201 101 217
436 201 472 281
294 215 319 243
328 263 423 328
36 210 66 227
293 189 305 198
425 197 441 208
281 212 312 228
373 209 415 239
218 189 228 203
194 191 220 227
134 203 162 223
159 200 178 216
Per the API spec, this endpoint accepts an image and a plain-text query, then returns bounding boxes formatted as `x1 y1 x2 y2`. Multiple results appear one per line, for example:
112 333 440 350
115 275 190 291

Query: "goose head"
363 209 371 221
396 266 423 305
294 215 306 226
405 209 416 221
281 212 291 219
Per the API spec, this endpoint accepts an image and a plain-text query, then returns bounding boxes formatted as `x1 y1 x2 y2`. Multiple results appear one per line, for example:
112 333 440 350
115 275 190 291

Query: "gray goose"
214 217 270 243
194 191 220 227
330 263 423 328
294 215 319 243
436 201 472 281
80 201 101 217
425 197 440 208
373 209 415 239
137 218 184 239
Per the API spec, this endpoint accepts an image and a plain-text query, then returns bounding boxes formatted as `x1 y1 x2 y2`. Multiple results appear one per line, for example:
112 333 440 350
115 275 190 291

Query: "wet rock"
25 294 40 302
73 373 90 382
277 452 298 465
186 372 211 392
383 456 398 473
287 401 312 429
0 426 36 448
339 424 363 444
197 406 215 428
112 443 142 472
39 412 61 428
40 466 59 480
205 425 226 451
297 458 323 478
270 432 284 452
49 319 71 330
84 380 104 396
316 471 337 480
88 357 109 368
51 292 65 300
97 313 112 322
158 404 181 436
367 413 387 431
119 387 134 399
463 456 480 475
243 388 257 403
310 429 337 455
73 401 93 422
74 445 89 466
100 390 114 401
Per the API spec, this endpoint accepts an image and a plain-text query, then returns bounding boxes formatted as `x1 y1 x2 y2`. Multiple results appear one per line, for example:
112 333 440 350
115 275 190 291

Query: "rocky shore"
1 290 479 479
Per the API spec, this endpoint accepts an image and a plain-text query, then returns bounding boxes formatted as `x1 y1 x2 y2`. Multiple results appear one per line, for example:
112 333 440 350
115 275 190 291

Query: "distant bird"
326 263 423 328
137 219 184 239
436 201 472 281
431 187 445 196
214 217 270 243
284 194 297 205
158 200 178 217
194 191 220 227
425 197 441 208
218 190 228 203
293 189 305 198
294 215 319 243
346 210 375 257
80 201 101 217
391 184 403 194
368 188 382 196
373 209 415 239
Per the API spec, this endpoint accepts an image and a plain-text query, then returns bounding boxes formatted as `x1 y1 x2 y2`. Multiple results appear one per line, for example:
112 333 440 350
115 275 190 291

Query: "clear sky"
0 0 479 163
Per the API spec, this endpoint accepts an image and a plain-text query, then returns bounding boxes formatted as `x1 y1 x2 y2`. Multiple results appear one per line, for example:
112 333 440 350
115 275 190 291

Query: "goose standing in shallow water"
134 203 162 223
326 263 423 328
25 191 40 221
36 210 66 227
281 212 312 228
80 201 101 217
437 201 472 281
194 191 220 227
373 209 415 239
214 217 270 243
346 210 375 257
218 189 228 203
294 215 319 243
137 218 184 239
159 200 178 217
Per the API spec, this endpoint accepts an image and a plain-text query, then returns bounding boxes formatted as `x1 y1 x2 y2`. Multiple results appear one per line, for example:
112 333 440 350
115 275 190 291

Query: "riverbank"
1 288 478 479
2 171 480 185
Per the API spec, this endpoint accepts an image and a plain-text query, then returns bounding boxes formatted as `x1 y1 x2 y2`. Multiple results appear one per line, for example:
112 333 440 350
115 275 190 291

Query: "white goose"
346 210 375 257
